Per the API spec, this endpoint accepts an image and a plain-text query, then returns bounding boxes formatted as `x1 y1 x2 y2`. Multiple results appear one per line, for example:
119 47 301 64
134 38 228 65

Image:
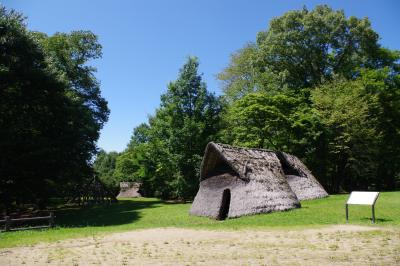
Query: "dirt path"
0 225 399 265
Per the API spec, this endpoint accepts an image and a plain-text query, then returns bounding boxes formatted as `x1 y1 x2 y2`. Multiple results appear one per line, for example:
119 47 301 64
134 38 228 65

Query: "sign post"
346 191 379 223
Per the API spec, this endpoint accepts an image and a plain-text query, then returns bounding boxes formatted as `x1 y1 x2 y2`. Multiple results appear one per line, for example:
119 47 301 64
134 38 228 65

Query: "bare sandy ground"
0 225 399 265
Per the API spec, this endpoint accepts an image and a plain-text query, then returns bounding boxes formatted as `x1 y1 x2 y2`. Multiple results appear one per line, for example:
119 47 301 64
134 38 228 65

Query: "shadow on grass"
55 199 163 228
360 217 393 223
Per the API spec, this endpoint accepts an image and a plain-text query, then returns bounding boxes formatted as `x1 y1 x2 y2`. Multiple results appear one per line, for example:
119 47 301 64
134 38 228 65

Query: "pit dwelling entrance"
218 189 231 220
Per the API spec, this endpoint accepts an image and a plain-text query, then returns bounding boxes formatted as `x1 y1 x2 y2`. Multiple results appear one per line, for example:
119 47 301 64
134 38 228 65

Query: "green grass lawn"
0 192 399 248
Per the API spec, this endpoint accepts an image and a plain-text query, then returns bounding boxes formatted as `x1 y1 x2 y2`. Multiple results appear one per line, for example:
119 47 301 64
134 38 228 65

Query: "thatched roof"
190 142 328 219
278 152 328 200
117 182 141 198
201 142 281 181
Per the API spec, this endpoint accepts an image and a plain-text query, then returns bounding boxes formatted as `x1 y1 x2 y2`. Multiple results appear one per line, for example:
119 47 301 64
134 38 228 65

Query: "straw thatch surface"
286 175 328 200
117 182 141 198
190 142 328 219
279 152 328 200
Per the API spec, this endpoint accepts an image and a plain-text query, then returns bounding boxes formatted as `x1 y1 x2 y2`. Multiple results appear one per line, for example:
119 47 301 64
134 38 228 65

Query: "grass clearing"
0 192 399 248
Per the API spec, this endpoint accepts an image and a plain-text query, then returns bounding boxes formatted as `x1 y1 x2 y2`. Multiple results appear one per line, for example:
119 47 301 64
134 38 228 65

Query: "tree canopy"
218 5 400 192
103 57 222 199
0 6 109 210
219 5 399 101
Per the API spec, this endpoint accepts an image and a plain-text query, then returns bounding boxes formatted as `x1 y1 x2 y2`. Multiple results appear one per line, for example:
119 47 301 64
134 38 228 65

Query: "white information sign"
347 191 379 205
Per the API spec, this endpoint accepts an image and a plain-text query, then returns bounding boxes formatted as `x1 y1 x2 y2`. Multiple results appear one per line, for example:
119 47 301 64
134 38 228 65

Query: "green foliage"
222 93 298 149
218 5 400 192
360 69 400 190
93 150 119 189
110 123 151 190
220 5 399 102
257 5 397 88
117 57 222 199
1 192 399 248
312 78 381 191
217 44 262 102
126 123 150 150
154 58 221 198
0 6 109 210
36 30 108 127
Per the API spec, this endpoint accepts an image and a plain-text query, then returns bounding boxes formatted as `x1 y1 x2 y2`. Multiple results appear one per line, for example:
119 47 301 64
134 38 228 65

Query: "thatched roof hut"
190 142 328 219
117 182 141 198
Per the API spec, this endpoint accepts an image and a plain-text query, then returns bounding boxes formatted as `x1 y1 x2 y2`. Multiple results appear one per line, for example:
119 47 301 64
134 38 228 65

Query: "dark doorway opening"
218 189 231 220
276 152 300 176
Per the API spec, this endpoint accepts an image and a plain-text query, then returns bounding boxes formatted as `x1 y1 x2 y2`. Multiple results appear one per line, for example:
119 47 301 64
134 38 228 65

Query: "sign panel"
347 191 379 205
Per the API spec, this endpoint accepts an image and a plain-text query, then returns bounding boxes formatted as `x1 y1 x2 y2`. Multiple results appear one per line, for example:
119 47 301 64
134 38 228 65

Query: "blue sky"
3 0 400 152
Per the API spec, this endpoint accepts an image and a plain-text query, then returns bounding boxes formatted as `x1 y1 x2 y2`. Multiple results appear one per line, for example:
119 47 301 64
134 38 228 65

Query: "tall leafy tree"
222 93 297 149
112 124 151 189
93 150 119 190
35 30 108 127
0 7 71 208
158 57 222 198
35 31 109 161
221 92 326 184
218 5 400 192
35 31 110 194
359 69 400 190
312 77 381 192
219 5 399 101
126 123 150 150
256 5 393 89
0 6 109 210
120 57 222 199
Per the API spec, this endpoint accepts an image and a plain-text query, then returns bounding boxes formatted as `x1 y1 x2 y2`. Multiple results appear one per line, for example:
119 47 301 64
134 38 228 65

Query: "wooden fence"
0 212 55 232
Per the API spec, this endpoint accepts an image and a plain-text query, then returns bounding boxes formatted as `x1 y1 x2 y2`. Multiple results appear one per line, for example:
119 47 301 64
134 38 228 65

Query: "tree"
120 57 222 199
0 7 73 208
93 150 119 190
312 78 381 192
218 5 400 192
34 30 109 128
217 44 261 102
359 69 400 190
220 92 326 181
222 93 296 149
104 123 151 194
34 26 110 198
126 123 150 151
156 57 222 198
219 5 399 101
0 6 109 210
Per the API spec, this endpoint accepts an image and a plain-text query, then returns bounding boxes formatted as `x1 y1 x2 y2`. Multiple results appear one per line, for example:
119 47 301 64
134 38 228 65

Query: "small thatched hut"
117 182 141 198
190 142 328 219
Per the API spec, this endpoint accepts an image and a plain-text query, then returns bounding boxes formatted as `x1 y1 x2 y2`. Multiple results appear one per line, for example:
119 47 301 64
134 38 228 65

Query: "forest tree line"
1 5 399 210
95 5 400 199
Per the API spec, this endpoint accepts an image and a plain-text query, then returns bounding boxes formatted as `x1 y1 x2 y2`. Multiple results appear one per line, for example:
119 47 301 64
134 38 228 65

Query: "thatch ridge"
200 142 279 181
